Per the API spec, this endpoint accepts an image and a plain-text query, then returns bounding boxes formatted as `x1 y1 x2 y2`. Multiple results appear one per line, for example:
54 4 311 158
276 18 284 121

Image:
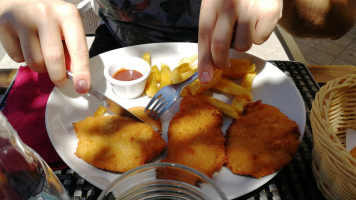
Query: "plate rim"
45 42 306 199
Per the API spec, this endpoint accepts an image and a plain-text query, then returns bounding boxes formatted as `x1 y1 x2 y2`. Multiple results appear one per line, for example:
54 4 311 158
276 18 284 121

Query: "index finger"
58 4 90 94
211 2 236 69
198 0 217 84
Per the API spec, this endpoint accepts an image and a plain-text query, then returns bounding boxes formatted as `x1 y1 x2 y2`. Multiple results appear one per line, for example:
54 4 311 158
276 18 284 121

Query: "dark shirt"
95 0 201 46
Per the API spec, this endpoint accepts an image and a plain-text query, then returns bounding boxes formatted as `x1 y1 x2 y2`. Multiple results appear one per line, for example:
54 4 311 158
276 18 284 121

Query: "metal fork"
145 71 198 119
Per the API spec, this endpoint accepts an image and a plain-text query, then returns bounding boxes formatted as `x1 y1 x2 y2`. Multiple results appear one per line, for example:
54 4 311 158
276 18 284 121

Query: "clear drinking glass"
98 162 228 200
0 111 70 200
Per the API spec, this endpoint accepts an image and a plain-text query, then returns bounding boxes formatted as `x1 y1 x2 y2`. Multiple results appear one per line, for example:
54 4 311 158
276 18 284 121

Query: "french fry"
188 69 222 95
181 69 198 96
181 68 197 81
222 59 255 79
241 72 256 92
231 96 248 114
202 95 238 119
142 52 254 117
177 54 198 67
151 65 161 82
145 74 159 97
170 68 182 84
142 52 151 66
176 63 192 73
94 106 107 117
159 63 171 89
186 79 200 95
230 59 250 67
212 77 252 101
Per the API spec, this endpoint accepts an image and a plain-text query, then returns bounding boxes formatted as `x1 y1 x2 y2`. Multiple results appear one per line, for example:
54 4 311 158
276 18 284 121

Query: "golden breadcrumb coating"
160 95 226 183
226 101 300 178
73 115 165 172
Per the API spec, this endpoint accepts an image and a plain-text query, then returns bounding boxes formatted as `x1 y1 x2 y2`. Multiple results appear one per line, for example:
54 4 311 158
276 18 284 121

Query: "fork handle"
179 71 198 86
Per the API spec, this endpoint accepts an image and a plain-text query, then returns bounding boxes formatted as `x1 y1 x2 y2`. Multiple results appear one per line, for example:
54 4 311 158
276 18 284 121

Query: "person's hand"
0 0 90 93
198 0 283 83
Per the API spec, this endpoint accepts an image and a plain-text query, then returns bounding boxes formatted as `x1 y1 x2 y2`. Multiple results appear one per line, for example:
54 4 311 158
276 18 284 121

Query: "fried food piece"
128 106 162 132
93 105 107 117
144 73 159 97
142 52 151 66
187 69 222 95
159 63 171 89
160 95 226 183
226 101 300 178
201 95 239 119
73 115 165 172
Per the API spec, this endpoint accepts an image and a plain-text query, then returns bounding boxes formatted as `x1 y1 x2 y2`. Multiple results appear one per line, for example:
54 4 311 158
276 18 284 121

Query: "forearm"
278 0 356 39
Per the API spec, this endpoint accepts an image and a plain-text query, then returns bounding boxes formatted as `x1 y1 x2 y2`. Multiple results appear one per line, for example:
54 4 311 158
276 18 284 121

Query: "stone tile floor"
294 25 356 66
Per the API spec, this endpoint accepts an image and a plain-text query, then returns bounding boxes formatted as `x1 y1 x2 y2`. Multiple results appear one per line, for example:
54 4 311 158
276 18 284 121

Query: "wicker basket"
311 74 356 200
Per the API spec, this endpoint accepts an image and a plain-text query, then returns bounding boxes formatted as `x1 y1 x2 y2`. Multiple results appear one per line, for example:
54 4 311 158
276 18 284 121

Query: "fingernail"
77 79 89 93
200 72 211 84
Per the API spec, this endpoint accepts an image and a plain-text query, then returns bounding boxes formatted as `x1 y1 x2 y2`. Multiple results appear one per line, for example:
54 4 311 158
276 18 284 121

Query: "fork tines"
145 94 172 120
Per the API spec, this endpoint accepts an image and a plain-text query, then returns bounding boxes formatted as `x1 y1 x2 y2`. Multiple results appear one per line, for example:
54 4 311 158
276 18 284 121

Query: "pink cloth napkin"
2 66 67 170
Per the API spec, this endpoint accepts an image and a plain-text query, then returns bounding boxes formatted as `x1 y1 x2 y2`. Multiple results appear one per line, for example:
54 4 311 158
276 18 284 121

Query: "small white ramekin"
104 56 151 99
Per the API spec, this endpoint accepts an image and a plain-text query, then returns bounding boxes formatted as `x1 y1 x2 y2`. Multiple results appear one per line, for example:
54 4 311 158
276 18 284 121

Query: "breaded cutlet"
160 95 226 182
225 101 300 178
73 115 165 172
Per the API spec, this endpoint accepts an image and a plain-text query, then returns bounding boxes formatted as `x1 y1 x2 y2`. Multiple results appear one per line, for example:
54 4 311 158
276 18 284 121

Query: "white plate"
45 42 306 199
